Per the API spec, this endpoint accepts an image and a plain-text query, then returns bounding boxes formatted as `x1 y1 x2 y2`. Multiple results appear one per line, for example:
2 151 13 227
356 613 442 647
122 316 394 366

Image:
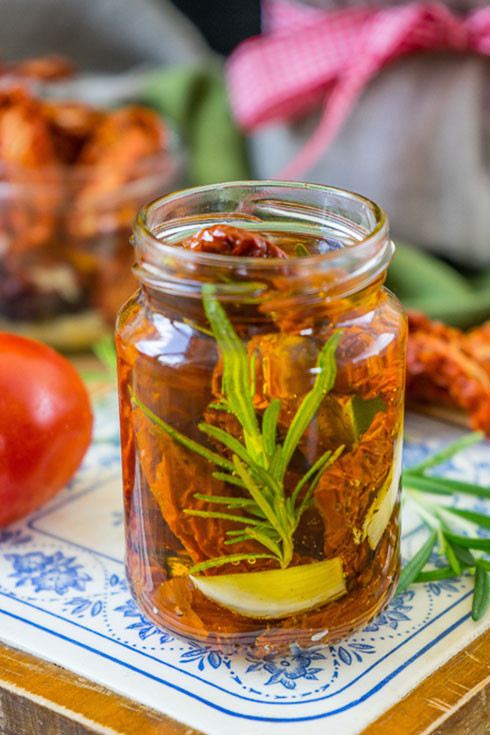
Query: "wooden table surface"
0 629 488 735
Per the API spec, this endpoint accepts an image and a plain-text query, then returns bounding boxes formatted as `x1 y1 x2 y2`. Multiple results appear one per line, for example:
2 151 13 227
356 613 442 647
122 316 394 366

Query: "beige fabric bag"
249 7 490 266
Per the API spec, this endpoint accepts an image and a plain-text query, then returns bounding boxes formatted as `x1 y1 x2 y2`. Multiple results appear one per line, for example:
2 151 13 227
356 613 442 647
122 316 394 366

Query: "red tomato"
0 333 93 526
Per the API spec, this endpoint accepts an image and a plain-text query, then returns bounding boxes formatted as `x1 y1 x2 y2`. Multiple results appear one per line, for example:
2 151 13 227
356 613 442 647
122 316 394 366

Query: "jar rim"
134 180 389 270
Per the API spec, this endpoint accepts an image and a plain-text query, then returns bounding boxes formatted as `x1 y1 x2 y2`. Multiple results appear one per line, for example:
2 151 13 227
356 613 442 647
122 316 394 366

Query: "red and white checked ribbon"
227 1 490 178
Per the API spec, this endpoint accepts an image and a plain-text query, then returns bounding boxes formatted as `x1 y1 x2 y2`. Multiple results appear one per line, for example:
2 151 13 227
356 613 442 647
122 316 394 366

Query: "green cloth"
144 65 250 185
387 243 490 327
143 65 490 327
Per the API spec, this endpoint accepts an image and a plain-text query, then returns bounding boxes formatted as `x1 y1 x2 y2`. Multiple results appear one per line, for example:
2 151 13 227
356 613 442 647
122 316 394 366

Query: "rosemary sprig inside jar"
130 285 347 574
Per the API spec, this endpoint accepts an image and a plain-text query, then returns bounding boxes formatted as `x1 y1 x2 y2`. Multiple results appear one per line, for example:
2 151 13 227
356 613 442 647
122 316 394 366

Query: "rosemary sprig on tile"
400 431 490 620
80 335 118 384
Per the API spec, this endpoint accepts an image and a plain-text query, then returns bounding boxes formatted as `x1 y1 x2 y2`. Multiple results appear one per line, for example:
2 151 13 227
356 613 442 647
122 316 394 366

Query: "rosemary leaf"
246 527 283 557
232 456 284 537
296 445 345 521
430 477 490 499
129 388 234 472
226 526 279 537
397 529 437 593
93 335 118 374
202 287 262 458
443 532 490 552
408 432 484 475
308 444 345 495
81 370 117 383
414 567 457 582
224 536 252 545
444 541 461 575
472 563 490 621
402 474 453 496
202 499 266 520
439 507 490 530
182 509 262 525
189 553 277 574
249 462 285 504
249 351 257 399
198 422 254 465
193 493 259 508
291 449 332 508
279 331 342 478
403 473 490 499
269 445 283 478
182 317 213 337
211 472 246 489
450 542 476 567
262 399 282 457
208 402 230 411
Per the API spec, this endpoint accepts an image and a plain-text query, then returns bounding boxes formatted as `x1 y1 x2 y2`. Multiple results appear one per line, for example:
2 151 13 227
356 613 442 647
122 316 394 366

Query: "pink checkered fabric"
227 1 490 178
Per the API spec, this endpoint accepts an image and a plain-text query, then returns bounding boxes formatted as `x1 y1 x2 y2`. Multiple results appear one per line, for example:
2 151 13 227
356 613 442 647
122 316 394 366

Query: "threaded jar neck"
132 181 393 304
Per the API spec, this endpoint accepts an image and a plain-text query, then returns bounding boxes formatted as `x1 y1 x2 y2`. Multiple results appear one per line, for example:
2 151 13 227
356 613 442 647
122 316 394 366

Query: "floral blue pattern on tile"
330 642 376 666
180 642 225 672
363 590 414 631
5 551 91 595
115 598 173 644
246 644 326 690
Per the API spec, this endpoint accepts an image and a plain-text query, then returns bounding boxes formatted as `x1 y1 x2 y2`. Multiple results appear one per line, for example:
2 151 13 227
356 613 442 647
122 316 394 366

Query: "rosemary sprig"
81 335 118 384
130 287 351 573
93 335 118 375
400 432 490 621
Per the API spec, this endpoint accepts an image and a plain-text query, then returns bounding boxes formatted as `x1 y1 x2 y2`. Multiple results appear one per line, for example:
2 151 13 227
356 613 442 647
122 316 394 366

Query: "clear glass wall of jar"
116 182 407 654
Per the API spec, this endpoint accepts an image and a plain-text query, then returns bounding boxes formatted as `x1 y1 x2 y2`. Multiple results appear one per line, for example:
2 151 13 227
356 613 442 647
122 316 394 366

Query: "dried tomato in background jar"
116 181 407 653
0 64 184 350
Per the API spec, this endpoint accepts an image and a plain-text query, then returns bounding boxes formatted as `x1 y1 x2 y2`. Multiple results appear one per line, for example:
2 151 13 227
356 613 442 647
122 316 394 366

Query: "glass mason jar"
116 181 407 653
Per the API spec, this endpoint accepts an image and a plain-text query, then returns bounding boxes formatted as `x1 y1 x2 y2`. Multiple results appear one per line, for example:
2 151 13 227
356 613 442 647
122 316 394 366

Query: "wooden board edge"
361 627 490 735
0 630 489 735
0 640 203 735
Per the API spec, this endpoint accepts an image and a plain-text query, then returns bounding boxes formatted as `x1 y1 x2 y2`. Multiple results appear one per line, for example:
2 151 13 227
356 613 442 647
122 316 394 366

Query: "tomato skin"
0 333 93 526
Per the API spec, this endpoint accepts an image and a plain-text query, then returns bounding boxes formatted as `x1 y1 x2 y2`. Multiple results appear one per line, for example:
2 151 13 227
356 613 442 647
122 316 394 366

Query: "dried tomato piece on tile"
406 311 490 435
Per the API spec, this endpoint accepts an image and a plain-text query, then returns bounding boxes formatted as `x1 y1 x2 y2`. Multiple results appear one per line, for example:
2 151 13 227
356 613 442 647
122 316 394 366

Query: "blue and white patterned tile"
0 405 488 735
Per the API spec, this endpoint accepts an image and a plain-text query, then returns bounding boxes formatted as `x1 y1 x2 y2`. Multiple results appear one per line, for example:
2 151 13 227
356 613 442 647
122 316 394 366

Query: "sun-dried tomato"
465 322 490 378
43 101 103 164
0 83 170 325
67 106 166 239
0 87 60 252
0 54 74 81
182 225 288 258
406 311 490 435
